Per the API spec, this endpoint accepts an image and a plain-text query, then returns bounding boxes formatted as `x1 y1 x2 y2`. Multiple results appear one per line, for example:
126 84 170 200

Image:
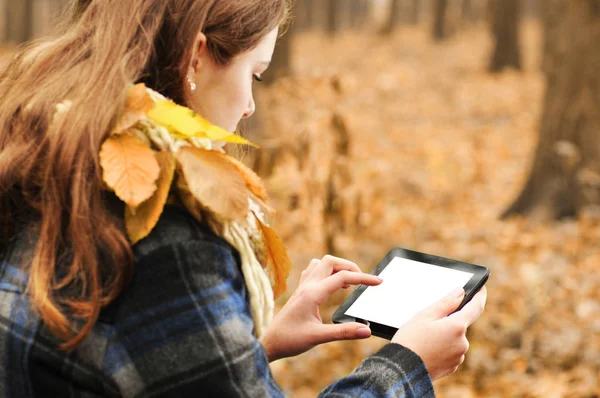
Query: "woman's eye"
253 74 263 82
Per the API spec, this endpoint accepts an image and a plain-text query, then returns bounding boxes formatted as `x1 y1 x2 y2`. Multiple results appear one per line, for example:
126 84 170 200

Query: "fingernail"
357 327 371 338
377 277 384 283
452 287 465 298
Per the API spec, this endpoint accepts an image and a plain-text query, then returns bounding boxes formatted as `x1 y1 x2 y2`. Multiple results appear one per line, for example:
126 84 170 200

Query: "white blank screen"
345 257 474 328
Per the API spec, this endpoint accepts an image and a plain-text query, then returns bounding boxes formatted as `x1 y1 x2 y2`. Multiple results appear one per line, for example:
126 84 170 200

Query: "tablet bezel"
332 248 490 340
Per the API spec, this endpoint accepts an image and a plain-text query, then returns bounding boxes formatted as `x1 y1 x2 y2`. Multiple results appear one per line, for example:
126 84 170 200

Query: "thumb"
315 323 372 345
421 287 465 320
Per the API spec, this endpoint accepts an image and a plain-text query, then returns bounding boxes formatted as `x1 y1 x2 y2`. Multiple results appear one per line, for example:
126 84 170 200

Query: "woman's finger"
300 259 321 284
331 260 362 275
418 287 465 320
318 271 382 300
447 286 487 327
312 323 372 346
311 255 362 281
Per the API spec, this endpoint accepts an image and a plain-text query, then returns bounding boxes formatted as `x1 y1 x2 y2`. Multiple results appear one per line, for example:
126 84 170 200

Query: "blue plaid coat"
0 205 435 397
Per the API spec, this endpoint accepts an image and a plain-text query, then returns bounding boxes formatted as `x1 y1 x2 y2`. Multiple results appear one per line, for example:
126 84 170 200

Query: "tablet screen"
345 256 474 329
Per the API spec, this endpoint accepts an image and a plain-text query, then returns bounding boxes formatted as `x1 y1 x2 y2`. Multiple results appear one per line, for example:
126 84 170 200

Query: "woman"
0 0 486 396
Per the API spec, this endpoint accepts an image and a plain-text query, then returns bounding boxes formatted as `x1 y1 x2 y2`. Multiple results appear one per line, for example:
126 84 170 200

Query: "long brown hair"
0 0 288 350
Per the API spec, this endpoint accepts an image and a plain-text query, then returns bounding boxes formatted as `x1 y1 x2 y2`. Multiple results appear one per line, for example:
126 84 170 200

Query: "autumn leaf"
223 156 269 201
147 100 257 146
250 193 276 221
125 151 176 244
254 213 291 299
112 84 154 134
176 147 249 222
99 134 160 208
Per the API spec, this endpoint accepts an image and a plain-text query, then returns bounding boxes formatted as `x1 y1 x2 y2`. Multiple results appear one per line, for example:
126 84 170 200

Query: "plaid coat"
0 205 435 397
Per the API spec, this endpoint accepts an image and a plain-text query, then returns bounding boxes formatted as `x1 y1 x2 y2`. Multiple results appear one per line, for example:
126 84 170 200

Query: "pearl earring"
187 76 197 92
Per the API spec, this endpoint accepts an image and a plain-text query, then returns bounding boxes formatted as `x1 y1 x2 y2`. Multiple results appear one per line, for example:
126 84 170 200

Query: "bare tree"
503 0 600 219
462 0 474 21
432 0 449 41
381 0 402 35
409 0 421 24
349 0 369 29
296 0 316 32
489 0 522 72
262 23 294 85
5 0 33 43
3 0 68 43
327 0 342 35
522 0 540 19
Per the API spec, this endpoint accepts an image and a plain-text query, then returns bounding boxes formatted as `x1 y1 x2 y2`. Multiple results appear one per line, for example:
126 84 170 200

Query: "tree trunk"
5 0 34 43
462 0 474 21
489 0 522 72
349 0 366 29
381 0 402 35
360 0 371 28
3 0 68 43
296 0 315 32
432 0 449 41
523 0 540 19
262 23 294 85
502 0 600 220
327 0 341 35
410 0 421 24
0 0 5 42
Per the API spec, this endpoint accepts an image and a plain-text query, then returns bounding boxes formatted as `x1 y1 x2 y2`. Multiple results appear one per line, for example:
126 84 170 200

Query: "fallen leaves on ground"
253 21 600 398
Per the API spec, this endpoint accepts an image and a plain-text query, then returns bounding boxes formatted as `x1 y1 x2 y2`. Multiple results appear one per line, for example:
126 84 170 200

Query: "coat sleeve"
319 344 435 397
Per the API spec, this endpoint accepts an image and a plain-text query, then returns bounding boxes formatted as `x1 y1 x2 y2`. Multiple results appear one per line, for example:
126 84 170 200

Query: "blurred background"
2 0 600 397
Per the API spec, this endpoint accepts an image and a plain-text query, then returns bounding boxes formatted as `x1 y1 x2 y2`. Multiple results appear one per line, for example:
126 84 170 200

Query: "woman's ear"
188 31 208 76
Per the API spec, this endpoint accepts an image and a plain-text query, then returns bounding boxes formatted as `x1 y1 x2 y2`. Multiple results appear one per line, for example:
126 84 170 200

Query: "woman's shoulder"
124 205 244 302
132 204 236 259
101 204 246 322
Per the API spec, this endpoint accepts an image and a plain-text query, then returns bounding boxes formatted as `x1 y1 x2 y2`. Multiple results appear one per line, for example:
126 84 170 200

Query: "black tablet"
332 248 490 340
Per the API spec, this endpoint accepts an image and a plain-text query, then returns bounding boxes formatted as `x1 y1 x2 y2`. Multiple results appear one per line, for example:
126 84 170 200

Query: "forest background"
1 0 599 396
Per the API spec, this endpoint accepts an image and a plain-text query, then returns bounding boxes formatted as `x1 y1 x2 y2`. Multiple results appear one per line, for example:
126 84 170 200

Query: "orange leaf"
223 156 269 201
100 134 160 208
125 152 176 244
254 213 291 299
176 147 249 222
113 84 154 134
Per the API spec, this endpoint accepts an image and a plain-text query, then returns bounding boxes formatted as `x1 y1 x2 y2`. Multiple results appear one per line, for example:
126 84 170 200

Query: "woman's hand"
392 286 487 381
260 255 382 362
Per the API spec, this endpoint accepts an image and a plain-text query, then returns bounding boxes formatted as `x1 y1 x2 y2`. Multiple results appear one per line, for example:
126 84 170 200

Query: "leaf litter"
254 22 600 397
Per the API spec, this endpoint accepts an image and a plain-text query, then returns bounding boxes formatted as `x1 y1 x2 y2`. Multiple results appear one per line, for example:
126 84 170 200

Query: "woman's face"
188 28 279 132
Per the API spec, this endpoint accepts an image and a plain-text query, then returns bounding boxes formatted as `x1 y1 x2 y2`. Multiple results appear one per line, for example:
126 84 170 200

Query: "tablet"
332 248 490 340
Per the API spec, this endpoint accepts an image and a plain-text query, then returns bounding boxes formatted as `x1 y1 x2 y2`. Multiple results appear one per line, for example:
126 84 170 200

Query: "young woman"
0 0 486 396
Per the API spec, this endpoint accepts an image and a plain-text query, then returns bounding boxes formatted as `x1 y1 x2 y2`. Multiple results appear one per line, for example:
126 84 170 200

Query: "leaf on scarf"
254 213 291 299
176 147 249 222
223 156 269 201
99 134 160 208
147 100 257 146
125 151 176 244
113 84 154 134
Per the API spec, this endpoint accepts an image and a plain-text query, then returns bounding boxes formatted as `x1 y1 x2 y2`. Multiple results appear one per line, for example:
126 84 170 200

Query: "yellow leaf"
125 152 176 244
99 134 160 208
223 156 269 201
147 100 257 146
113 84 154 134
176 147 249 222
254 213 291 299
